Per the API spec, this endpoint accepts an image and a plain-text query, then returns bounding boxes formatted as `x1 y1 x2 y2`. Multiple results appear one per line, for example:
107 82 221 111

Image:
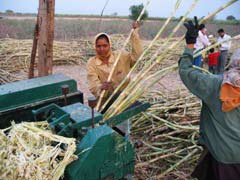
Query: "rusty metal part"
88 96 97 128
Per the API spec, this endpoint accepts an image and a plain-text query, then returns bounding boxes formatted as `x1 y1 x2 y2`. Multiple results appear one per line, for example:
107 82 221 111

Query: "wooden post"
28 14 39 79
38 0 55 77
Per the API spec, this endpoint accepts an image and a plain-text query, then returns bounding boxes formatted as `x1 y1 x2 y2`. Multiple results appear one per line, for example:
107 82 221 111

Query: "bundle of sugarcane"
129 89 201 179
101 0 200 116
101 0 239 119
104 34 240 121
131 88 201 179
0 121 77 180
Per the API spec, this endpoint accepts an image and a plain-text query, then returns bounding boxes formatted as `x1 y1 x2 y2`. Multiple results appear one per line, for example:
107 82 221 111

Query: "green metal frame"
62 103 103 129
106 103 150 127
0 74 83 129
0 74 78 112
65 125 135 180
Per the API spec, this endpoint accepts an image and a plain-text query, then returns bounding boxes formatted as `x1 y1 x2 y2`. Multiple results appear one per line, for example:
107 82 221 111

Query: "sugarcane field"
0 0 240 179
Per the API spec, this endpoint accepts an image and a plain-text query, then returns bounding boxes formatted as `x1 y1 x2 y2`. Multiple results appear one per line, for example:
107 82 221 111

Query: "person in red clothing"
208 48 220 74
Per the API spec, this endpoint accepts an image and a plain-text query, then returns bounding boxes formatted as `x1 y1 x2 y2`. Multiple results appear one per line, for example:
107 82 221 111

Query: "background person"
217 28 231 74
207 48 220 74
193 23 211 67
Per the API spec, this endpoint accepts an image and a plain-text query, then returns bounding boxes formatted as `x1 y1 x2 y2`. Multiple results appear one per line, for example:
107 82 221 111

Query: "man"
193 24 211 67
180 17 240 180
217 28 231 74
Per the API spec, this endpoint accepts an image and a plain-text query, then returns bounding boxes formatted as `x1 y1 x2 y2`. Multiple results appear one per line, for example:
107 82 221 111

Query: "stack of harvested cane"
0 121 77 180
132 88 201 179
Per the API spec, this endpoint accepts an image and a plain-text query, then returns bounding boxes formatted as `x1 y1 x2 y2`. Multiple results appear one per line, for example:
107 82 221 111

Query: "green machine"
0 74 83 128
0 74 150 180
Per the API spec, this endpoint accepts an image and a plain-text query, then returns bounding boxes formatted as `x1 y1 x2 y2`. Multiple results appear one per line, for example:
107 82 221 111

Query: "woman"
180 17 240 180
87 22 143 105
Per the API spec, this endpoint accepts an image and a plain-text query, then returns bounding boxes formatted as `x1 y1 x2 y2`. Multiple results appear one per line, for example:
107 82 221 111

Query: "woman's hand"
99 81 113 91
132 22 140 29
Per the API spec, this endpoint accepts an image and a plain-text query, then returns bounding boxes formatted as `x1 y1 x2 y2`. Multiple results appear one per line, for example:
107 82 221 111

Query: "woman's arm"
129 27 143 67
87 60 102 97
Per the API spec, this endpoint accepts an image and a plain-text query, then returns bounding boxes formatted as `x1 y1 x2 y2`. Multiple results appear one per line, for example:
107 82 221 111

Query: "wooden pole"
38 0 55 77
28 14 39 79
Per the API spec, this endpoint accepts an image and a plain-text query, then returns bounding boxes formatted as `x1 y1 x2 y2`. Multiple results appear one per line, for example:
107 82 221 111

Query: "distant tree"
5 9 14 14
201 14 216 23
111 12 118 16
129 4 148 22
226 15 236 20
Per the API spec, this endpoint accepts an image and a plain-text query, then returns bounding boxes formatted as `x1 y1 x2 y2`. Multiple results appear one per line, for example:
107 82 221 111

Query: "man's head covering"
218 28 224 34
94 32 112 61
223 48 240 87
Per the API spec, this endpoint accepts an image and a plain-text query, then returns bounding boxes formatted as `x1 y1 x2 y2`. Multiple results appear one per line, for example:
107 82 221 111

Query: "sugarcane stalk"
131 125 151 133
142 141 163 151
155 148 199 178
151 140 184 146
140 146 179 158
132 112 150 127
96 0 151 111
149 113 198 130
137 145 197 167
153 129 186 140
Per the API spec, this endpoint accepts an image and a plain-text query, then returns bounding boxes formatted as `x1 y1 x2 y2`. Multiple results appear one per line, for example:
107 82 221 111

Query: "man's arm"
181 17 222 103
179 46 222 102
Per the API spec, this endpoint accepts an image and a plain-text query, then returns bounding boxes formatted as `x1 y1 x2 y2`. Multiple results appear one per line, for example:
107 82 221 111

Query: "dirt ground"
53 65 92 103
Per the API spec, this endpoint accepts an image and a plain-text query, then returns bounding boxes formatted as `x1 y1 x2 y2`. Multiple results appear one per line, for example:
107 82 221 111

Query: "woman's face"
95 38 110 57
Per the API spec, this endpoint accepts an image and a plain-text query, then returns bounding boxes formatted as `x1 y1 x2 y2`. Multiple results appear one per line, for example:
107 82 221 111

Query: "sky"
0 0 240 20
